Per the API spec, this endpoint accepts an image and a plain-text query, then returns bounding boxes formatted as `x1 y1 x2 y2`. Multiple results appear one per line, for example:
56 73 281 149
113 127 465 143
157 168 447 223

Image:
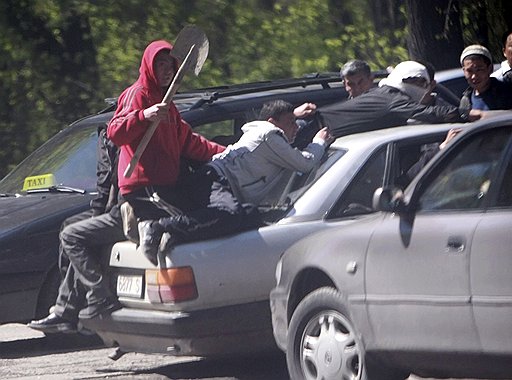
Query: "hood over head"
137 40 179 95
379 60 430 102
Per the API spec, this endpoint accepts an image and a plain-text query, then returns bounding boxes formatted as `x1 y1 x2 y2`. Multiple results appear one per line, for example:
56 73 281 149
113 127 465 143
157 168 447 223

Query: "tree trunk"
406 0 464 70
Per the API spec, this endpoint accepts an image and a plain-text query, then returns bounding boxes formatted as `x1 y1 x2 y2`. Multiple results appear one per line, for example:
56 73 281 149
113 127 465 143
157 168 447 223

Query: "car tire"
286 287 407 380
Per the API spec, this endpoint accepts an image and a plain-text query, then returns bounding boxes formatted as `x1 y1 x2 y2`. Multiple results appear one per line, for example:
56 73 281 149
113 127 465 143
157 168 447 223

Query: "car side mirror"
372 187 406 213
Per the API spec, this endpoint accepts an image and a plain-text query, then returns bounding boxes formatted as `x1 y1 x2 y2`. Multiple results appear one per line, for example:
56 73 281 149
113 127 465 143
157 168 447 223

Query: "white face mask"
397 82 429 103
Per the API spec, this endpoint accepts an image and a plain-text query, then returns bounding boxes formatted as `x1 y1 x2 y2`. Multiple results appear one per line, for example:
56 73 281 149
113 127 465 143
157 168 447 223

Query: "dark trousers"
158 165 260 243
53 208 125 322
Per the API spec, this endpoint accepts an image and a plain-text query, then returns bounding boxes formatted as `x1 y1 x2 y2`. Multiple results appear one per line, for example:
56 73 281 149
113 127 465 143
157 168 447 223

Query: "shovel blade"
171 25 209 76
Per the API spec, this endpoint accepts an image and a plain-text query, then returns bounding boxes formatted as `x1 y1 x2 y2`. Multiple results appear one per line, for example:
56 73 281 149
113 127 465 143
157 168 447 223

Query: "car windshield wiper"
0 193 22 197
27 185 86 194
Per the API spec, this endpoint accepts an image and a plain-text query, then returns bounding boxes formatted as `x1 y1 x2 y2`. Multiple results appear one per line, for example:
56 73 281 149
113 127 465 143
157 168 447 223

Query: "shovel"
123 25 209 178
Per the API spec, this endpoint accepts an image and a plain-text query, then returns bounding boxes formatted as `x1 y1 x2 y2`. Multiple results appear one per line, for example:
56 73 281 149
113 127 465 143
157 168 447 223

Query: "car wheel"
286 287 406 380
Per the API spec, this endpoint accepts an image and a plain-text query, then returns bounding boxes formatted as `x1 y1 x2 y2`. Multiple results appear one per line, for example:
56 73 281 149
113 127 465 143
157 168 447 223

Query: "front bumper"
269 285 289 352
80 300 279 357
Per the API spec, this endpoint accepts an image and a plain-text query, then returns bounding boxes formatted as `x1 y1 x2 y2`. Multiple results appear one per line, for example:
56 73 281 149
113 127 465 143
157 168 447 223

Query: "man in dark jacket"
319 61 472 138
459 44 512 113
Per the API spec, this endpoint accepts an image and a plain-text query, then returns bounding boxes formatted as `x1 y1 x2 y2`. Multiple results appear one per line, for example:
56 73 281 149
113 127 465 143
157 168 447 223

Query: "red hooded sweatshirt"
107 40 224 195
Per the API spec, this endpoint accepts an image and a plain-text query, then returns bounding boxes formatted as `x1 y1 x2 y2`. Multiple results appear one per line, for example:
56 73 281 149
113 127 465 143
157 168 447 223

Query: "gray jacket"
209 121 326 205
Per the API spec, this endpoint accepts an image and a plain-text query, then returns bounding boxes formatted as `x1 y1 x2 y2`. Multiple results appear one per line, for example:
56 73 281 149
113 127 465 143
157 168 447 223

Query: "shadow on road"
0 333 103 359
96 352 289 380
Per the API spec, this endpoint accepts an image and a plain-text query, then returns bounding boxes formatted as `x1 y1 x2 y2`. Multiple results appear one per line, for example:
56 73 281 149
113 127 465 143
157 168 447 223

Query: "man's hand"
468 109 484 122
315 127 334 145
143 102 168 122
294 102 317 118
439 128 463 150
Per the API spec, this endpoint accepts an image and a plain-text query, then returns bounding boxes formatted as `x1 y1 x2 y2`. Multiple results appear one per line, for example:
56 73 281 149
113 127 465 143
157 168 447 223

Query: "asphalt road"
0 323 503 380
0 323 288 380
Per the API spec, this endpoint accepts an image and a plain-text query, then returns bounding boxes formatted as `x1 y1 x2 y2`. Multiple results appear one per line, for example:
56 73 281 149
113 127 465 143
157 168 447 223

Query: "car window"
393 137 446 188
328 132 460 218
194 120 237 145
418 127 512 211
329 147 386 218
0 124 98 194
495 154 512 207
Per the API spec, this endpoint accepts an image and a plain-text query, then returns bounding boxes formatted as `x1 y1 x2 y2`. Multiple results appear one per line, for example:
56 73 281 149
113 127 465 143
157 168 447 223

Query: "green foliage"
0 0 509 178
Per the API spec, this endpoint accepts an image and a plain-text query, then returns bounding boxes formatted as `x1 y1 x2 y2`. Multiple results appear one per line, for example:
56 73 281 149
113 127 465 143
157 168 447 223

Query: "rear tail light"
145 267 198 303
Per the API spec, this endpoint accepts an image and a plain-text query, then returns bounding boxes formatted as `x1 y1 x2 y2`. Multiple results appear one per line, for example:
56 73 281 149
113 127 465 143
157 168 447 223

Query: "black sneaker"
27 313 77 334
138 220 164 266
79 299 122 319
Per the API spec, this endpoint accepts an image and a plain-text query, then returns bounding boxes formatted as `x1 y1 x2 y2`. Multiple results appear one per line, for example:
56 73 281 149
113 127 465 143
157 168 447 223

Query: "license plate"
116 274 143 298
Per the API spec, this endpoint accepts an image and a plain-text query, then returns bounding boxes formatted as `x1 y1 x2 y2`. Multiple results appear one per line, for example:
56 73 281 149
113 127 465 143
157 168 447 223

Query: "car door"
365 126 512 353
470 135 512 354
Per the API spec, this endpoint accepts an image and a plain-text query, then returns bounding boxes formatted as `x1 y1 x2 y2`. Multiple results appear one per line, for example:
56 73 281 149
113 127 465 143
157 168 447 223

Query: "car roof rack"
100 70 390 112
179 70 390 110
178 73 347 110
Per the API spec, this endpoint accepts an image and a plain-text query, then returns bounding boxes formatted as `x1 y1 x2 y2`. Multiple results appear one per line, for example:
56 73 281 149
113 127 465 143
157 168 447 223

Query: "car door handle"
446 236 466 253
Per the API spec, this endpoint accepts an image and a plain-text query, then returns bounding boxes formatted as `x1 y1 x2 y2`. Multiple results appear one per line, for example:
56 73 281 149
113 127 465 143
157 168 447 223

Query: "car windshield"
0 123 99 195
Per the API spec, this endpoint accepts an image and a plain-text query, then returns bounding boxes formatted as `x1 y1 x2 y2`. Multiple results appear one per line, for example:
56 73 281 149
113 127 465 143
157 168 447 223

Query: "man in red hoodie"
107 40 224 263
28 40 224 333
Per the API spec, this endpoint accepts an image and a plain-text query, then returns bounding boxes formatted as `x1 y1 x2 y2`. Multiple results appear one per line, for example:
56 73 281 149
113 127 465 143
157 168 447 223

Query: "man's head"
460 44 493 94
259 100 298 142
154 49 177 88
340 60 373 98
417 60 438 105
378 60 430 102
501 30 512 66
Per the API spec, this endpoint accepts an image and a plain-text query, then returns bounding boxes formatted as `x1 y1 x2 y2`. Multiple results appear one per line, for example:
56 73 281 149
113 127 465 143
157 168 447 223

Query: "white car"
82 122 461 357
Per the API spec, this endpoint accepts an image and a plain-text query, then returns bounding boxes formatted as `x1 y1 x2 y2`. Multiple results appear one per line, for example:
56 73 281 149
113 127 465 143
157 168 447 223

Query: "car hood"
0 193 93 238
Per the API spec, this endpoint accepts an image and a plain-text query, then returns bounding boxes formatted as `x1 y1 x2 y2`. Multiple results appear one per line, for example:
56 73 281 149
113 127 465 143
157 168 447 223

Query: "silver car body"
270 112 512 379
83 122 461 357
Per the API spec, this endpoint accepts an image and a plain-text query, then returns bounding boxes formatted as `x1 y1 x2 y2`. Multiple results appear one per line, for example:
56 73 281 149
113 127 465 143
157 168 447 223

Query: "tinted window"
418 127 512 211
496 154 512 207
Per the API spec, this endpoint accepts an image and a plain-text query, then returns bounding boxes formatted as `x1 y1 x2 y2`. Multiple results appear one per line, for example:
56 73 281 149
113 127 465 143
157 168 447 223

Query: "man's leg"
29 210 125 331
58 210 95 279
28 210 95 333
59 210 126 318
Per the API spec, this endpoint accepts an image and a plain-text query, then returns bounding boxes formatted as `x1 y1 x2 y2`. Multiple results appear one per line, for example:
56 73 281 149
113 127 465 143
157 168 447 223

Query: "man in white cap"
318 60 469 138
459 44 512 112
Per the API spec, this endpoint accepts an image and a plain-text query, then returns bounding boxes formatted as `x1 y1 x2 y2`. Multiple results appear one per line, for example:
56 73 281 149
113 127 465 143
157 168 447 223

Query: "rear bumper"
80 300 279 357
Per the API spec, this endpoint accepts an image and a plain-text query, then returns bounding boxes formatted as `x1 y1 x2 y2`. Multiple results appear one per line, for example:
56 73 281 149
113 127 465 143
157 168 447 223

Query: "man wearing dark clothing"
58 124 118 277
459 44 512 113
28 125 123 334
318 61 466 138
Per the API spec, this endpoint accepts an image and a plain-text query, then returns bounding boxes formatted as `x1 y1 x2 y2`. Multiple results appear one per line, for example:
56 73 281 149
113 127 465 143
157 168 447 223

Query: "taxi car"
81 121 460 357
270 112 512 379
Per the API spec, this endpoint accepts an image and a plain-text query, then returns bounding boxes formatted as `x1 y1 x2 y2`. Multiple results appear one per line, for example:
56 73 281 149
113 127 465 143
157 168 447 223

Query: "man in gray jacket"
140 100 332 264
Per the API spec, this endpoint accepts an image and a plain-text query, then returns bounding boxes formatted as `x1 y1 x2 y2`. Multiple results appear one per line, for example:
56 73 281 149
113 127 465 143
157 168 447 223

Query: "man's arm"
263 128 330 173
